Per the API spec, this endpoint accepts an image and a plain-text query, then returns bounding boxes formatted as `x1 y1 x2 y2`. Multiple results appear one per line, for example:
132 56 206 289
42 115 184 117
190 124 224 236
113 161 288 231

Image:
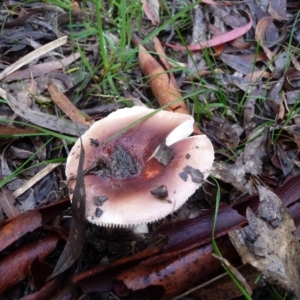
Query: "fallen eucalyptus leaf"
50 139 86 278
0 88 88 136
0 36 67 81
229 186 300 298
141 0 160 25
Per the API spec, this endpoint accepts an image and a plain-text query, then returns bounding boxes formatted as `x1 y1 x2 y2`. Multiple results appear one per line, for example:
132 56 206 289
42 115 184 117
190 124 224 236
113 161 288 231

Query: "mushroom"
66 106 214 227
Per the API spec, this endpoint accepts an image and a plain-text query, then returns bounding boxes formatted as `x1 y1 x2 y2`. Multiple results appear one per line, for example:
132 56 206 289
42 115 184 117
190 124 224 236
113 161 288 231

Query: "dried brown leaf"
72 237 167 292
3 53 81 82
229 36 252 49
0 199 70 252
255 17 277 60
48 83 91 126
139 43 187 114
141 0 160 25
0 88 88 136
116 238 238 299
243 85 263 136
188 7 208 72
220 53 258 75
0 125 38 136
211 156 251 194
0 234 59 294
290 52 300 71
0 36 68 81
212 254 252 295
245 70 271 81
157 203 246 254
275 142 294 175
278 93 286 121
284 68 300 91
138 38 200 134
192 265 258 300
16 79 37 108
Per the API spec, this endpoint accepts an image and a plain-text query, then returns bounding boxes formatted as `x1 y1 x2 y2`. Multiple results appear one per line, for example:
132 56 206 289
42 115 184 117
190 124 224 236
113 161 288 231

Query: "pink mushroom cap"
66 106 214 227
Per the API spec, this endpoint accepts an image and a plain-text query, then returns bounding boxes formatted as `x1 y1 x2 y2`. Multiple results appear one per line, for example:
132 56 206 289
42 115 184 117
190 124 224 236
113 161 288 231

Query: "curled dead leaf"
255 17 277 60
140 0 160 25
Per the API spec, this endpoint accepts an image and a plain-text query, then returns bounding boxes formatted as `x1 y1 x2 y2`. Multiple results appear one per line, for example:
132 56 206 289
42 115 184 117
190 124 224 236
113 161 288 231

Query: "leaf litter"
229 186 300 298
1 0 300 299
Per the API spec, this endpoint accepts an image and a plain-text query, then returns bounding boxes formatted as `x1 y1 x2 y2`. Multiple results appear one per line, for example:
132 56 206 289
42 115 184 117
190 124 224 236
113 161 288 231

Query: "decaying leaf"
205 117 240 149
51 139 86 278
284 68 300 91
166 13 252 51
115 238 238 299
0 234 59 294
138 39 189 113
187 7 207 74
12 162 61 198
192 265 258 300
220 53 259 75
158 203 246 253
243 127 268 176
4 53 81 82
0 211 42 253
48 83 91 126
19 278 60 300
212 254 253 295
229 186 300 298
141 0 160 25
0 171 20 218
0 88 88 136
0 36 68 81
73 203 246 298
138 37 200 134
268 0 287 21
10 79 37 122
0 185 19 218
0 126 38 136
211 156 252 194
73 237 167 293
255 17 277 60
0 199 70 253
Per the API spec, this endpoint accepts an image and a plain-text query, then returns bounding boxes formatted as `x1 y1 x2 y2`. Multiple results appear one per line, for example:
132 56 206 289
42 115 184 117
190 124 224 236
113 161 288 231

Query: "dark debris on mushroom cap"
66 106 214 227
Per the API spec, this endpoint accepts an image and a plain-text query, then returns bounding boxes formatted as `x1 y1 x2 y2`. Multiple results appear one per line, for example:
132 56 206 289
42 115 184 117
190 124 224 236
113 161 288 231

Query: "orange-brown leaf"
48 83 91 126
0 125 38 136
139 45 186 113
139 38 201 134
